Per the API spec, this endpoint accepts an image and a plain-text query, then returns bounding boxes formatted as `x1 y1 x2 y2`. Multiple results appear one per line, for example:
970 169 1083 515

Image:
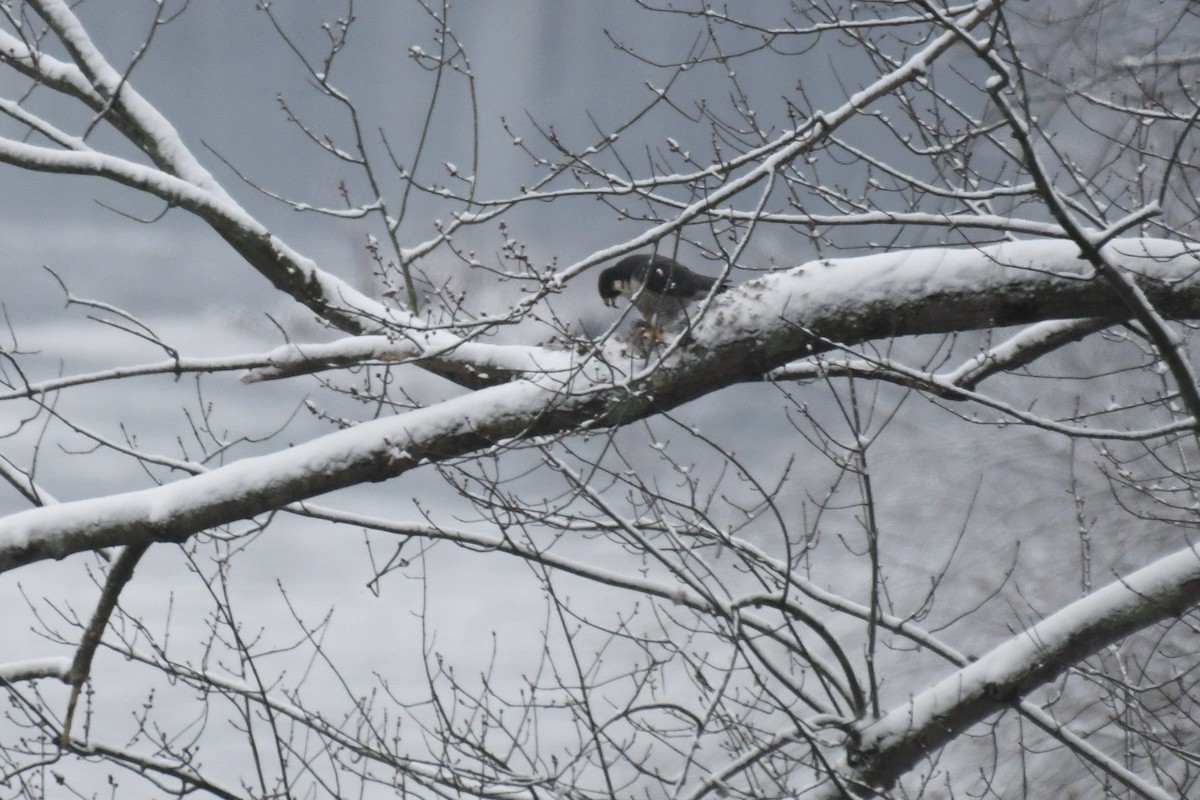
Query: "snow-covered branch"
3 237 1199 573
834 540 1200 797
0 657 70 683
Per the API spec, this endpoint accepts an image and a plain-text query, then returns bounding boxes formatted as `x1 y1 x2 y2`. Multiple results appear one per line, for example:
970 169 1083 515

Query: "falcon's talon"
624 319 658 357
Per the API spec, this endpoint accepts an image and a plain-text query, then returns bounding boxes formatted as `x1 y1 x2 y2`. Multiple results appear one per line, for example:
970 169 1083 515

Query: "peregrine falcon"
597 253 727 331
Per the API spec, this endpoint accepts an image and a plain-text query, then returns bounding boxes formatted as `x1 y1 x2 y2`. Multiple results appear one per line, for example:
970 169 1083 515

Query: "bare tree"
2 0 1200 797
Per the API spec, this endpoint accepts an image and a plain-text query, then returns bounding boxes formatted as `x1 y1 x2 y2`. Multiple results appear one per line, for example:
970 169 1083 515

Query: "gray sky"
0 3 1185 795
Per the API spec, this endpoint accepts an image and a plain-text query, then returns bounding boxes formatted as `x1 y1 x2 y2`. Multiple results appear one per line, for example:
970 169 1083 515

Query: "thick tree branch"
2 238 1200 574
832 540 1200 798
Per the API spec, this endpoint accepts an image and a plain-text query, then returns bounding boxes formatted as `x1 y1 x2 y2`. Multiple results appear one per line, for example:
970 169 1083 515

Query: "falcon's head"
598 265 631 308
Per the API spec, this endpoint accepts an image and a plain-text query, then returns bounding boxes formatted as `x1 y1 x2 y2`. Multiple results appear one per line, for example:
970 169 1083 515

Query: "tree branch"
60 541 150 746
2 238 1200 573
836 540 1200 798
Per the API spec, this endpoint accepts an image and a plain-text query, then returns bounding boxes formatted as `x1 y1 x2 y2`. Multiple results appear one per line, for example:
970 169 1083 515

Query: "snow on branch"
0 1 443 355
1 237 1200 574
26 0 236 202
0 136 402 328
241 335 573 384
770 318 1109 396
835 540 1200 798
0 657 70 683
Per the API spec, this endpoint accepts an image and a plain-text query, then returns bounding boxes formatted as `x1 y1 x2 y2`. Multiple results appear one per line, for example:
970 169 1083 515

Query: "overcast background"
0 2 1184 795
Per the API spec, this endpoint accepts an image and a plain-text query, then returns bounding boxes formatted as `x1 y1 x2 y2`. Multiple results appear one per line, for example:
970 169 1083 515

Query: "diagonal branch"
60 542 150 746
2 238 1200 574
834 540 1200 799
